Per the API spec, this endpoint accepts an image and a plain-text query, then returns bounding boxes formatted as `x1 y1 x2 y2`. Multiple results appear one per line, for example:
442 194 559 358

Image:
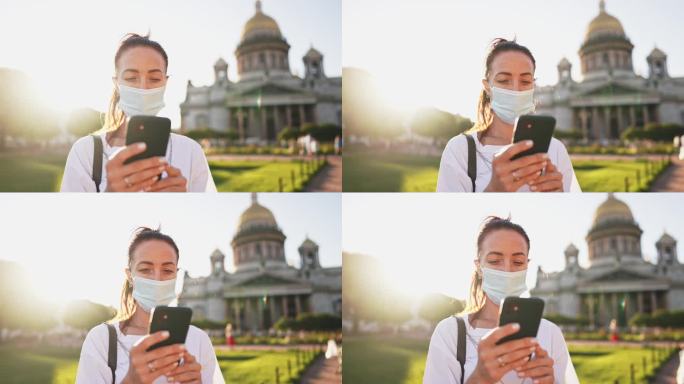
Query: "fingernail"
162 331 170 337
512 323 520 330
532 338 538 344
159 166 165 172
530 185 537 191
525 140 533 146
159 158 167 164
167 377 174 381
530 347 536 352
179 345 185 350
137 143 146 150
542 154 549 159
179 353 184 359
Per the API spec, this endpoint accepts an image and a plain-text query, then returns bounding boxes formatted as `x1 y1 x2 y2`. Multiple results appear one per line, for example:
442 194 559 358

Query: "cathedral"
179 0 342 144
531 194 684 328
536 0 684 141
179 193 342 332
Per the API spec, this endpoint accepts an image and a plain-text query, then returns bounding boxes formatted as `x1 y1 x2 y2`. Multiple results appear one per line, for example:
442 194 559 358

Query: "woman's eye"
138 269 151 273
124 78 138 82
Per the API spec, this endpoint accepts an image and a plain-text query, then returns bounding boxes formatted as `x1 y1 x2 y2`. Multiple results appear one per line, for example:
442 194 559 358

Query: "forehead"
480 228 529 252
131 239 177 264
117 46 167 71
489 50 535 76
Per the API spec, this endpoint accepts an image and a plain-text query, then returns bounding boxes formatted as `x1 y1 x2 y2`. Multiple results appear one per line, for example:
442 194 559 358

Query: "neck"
470 297 500 328
124 305 150 335
481 114 514 144
106 119 128 146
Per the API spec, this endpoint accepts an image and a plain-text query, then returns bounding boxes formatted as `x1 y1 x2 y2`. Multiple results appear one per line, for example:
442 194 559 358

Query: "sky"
0 193 341 308
342 193 684 301
343 0 684 119
0 0 341 128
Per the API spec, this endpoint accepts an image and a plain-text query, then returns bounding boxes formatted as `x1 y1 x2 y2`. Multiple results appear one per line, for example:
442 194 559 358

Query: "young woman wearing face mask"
76 228 224 383
423 217 579 384
61 34 216 192
436 39 580 192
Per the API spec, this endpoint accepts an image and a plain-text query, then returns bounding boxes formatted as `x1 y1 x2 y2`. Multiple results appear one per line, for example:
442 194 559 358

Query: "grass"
342 151 439 192
0 345 320 384
343 150 672 192
572 159 669 192
343 336 677 384
0 152 67 192
0 151 324 192
209 158 325 192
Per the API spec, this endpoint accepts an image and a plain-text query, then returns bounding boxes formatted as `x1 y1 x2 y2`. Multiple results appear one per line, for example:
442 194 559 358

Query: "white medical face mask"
489 85 535 124
131 275 177 312
481 267 528 305
118 84 166 117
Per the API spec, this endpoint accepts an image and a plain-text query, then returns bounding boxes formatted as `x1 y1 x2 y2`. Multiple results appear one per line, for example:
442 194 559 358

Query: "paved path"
650 157 684 192
300 355 342 384
305 155 342 192
653 350 683 384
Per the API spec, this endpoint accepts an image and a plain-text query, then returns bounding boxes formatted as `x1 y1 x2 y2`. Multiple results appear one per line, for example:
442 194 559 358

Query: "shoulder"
432 316 459 341
69 135 98 155
444 134 470 153
171 133 203 151
549 137 570 155
539 318 565 340
82 323 112 351
188 325 212 344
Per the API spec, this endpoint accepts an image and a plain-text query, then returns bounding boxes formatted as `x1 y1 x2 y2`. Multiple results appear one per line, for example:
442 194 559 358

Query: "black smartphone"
496 297 544 345
510 115 556 161
147 306 192 351
124 116 171 165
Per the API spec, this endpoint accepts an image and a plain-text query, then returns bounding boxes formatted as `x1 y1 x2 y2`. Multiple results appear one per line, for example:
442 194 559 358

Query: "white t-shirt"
76 322 225 384
423 316 579 384
436 132 581 192
60 132 217 192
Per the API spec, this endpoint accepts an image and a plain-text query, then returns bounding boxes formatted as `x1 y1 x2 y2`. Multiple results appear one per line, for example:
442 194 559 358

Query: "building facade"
179 0 342 144
536 0 684 141
531 194 684 328
178 193 342 332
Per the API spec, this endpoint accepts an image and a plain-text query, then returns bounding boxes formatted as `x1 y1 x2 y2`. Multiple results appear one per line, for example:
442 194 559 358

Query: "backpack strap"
105 323 117 384
92 135 103 192
464 134 476 192
453 315 466 384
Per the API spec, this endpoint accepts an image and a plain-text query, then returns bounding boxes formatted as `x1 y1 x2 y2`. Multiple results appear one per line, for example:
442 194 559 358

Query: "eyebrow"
494 72 534 77
122 69 164 75
485 251 527 257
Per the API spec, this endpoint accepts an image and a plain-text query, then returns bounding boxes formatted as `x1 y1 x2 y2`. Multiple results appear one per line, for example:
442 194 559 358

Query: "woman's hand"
145 166 188 192
121 331 186 384
484 141 549 192
106 143 168 192
466 323 538 384
528 162 564 192
515 344 555 383
166 351 202 383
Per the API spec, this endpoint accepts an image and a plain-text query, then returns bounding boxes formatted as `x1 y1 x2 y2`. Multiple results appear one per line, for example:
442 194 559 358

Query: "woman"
436 38 580 192
61 34 216 192
423 217 579 384
76 228 224 383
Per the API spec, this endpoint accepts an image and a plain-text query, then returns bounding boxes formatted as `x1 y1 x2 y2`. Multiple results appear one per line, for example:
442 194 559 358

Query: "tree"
66 108 104 137
277 126 301 141
301 123 342 143
410 108 473 142
274 313 342 332
185 128 237 141
418 293 465 328
62 300 116 330
622 123 684 142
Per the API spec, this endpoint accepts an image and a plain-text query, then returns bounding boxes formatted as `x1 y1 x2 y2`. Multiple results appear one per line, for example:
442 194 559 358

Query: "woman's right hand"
466 323 538 384
484 140 549 192
105 143 168 192
121 331 186 384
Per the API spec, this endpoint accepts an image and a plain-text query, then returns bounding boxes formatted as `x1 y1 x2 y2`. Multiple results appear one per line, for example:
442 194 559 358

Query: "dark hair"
471 38 537 132
461 216 530 315
104 33 169 132
116 227 179 323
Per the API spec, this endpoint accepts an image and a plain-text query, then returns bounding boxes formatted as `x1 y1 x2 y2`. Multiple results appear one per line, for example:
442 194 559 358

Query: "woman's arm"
75 325 113 383
549 324 580 384
436 136 472 192
188 138 217 192
423 318 462 384
61 136 98 192
554 139 581 192
198 329 225 383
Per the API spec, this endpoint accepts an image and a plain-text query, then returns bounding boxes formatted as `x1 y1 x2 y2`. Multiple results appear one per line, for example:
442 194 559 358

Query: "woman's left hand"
146 166 188 192
527 162 563 192
514 344 555 383
166 351 202 383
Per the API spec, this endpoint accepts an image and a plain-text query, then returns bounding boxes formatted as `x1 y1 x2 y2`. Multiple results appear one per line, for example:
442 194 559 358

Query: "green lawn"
0 345 319 384
343 336 676 384
343 150 670 192
0 152 322 192
572 159 668 192
209 159 323 192
0 152 67 192
342 152 439 192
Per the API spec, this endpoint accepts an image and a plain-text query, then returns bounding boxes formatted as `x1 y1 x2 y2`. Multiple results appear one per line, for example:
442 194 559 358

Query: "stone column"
651 291 657 313
269 296 276 324
592 107 600 140
226 108 232 132
611 293 617 321
282 296 289 318
311 105 318 125
233 299 241 330
238 109 245 142
248 108 255 139
273 106 281 134
599 293 605 326
616 106 624 134
580 108 588 139
637 292 644 313
286 106 293 128
587 295 595 328
643 105 650 125
605 107 612 139
260 107 267 141
299 105 306 125
629 106 636 128
257 298 264 330
295 295 302 317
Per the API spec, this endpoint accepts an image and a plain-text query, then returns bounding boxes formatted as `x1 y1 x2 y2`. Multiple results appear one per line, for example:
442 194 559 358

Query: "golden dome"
592 193 634 226
238 193 277 229
241 0 282 41
585 0 625 41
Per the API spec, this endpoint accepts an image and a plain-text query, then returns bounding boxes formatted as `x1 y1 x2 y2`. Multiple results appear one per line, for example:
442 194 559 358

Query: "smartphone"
496 297 545 345
510 115 556 161
147 306 192 351
124 116 171 165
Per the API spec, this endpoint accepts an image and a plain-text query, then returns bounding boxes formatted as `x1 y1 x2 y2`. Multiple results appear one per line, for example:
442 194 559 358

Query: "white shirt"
60 132 217 192
76 322 225 384
436 132 581 192
423 315 579 384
